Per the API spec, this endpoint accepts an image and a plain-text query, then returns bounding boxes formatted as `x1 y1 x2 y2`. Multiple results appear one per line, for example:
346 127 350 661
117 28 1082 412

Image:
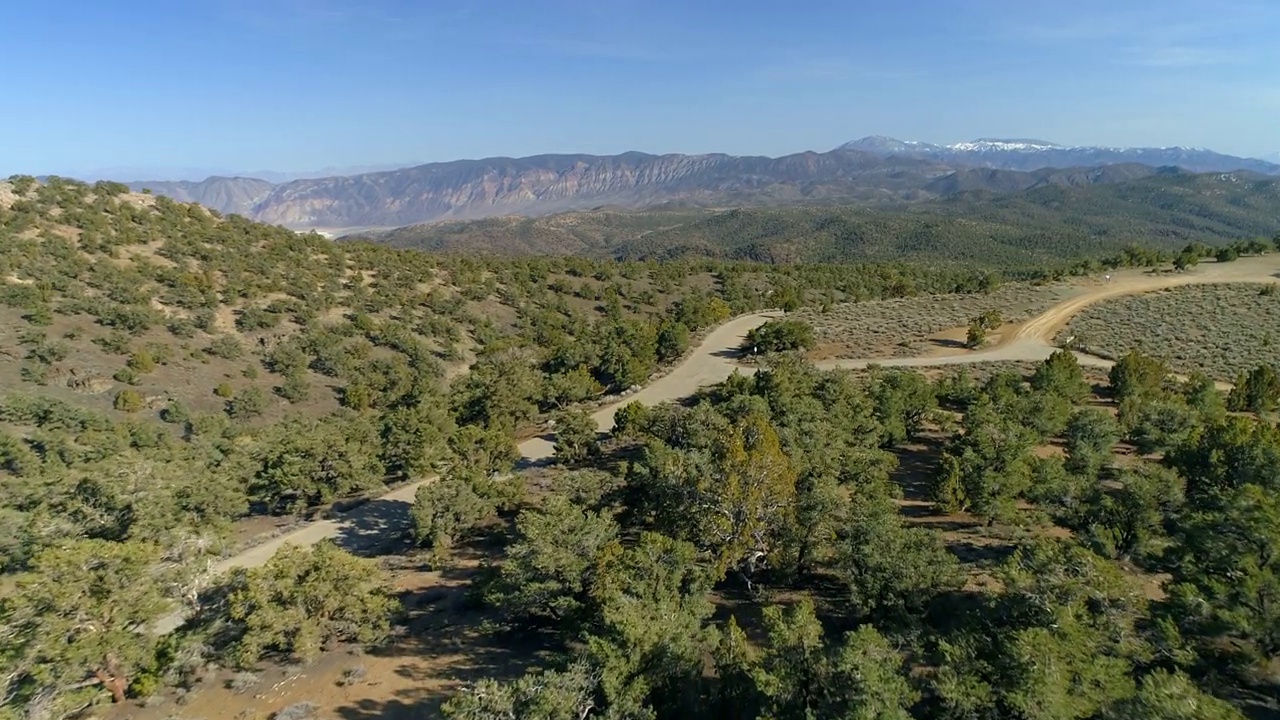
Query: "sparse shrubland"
794 282 1068 357
2 177 1277 719
1063 283 1280 380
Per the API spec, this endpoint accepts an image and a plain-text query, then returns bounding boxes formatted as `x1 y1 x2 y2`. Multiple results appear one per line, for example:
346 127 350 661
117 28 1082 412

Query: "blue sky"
2 0 1277 178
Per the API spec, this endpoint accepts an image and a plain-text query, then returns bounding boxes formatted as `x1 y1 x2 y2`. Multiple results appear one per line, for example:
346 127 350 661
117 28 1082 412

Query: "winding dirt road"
156 255 1280 633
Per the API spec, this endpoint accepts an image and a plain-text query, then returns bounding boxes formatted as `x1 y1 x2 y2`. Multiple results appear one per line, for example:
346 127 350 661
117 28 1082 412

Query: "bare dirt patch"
105 549 555 720
0 181 16 208
1060 283 1280 381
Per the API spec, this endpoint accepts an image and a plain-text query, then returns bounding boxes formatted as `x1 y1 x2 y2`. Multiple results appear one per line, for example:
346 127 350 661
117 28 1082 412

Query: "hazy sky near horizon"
2 0 1278 177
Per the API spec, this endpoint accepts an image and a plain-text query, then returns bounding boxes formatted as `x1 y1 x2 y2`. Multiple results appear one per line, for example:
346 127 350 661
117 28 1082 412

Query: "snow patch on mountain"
833 136 1280 175
946 140 1060 152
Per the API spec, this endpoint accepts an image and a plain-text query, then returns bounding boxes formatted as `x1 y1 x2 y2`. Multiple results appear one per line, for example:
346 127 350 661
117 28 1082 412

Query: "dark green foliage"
441 661 602 720
159 400 189 425
223 542 397 666
1119 395 1201 455
411 470 496 554
1165 415 1280 501
743 599 919 719
553 409 600 465
235 306 281 332
379 399 454 479
1029 350 1091 403
1226 362 1280 413
840 484 963 621
594 315 659 390
275 372 311 403
1163 483 1280 679
933 395 1038 521
744 318 815 353
584 532 714 716
610 400 649 439
931 539 1152 720
3 540 182 710
250 412 384 514
451 349 541 430
542 365 601 409
480 496 620 626
1063 408 1120 479
655 319 690 362
870 368 936 446
226 385 269 419
1100 671 1245 720
448 423 519 477
6 175 1278 719
205 334 245 360
1079 465 1185 561
626 410 797 581
1109 350 1171 402
965 309 1002 349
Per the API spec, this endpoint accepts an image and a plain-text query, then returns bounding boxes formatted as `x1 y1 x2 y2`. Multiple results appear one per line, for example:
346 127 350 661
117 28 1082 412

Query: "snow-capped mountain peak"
835 135 942 154
833 135 1280 175
945 138 1061 152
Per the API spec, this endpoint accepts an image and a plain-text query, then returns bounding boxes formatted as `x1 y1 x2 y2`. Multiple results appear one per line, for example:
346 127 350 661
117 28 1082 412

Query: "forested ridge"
369 170 1280 268
1 176 1277 719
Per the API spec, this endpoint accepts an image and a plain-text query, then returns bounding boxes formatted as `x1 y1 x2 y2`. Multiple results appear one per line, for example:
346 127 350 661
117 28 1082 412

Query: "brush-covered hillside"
367 170 1280 267
0 175 1049 717
0 175 1013 569
4 176 1280 720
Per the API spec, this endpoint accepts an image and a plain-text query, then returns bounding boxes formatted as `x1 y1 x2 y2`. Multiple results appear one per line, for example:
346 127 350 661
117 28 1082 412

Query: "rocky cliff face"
127 177 275 216
128 141 1280 231
243 150 952 229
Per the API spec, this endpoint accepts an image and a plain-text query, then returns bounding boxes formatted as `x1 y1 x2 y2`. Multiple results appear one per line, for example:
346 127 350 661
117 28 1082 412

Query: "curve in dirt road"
154 310 784 634
817 256 1280 373
158 255 1280 634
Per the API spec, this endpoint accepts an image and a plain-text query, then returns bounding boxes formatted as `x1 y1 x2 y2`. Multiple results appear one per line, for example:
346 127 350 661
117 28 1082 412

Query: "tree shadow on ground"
336 696 444 720
332 498 415 557
371 541 561 668
890 438 944 503
947 537 1017 566
336 602 561 720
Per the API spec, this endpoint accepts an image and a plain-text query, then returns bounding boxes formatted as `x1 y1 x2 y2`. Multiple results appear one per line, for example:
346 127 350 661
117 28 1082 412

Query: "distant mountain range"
837 136 1280 175
68 163 418 184
121 137 1280 231
365 169 1280 267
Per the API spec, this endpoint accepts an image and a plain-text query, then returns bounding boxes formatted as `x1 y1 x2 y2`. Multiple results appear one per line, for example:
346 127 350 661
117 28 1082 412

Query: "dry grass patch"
1061 284 1280 381
794 283 1072 359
